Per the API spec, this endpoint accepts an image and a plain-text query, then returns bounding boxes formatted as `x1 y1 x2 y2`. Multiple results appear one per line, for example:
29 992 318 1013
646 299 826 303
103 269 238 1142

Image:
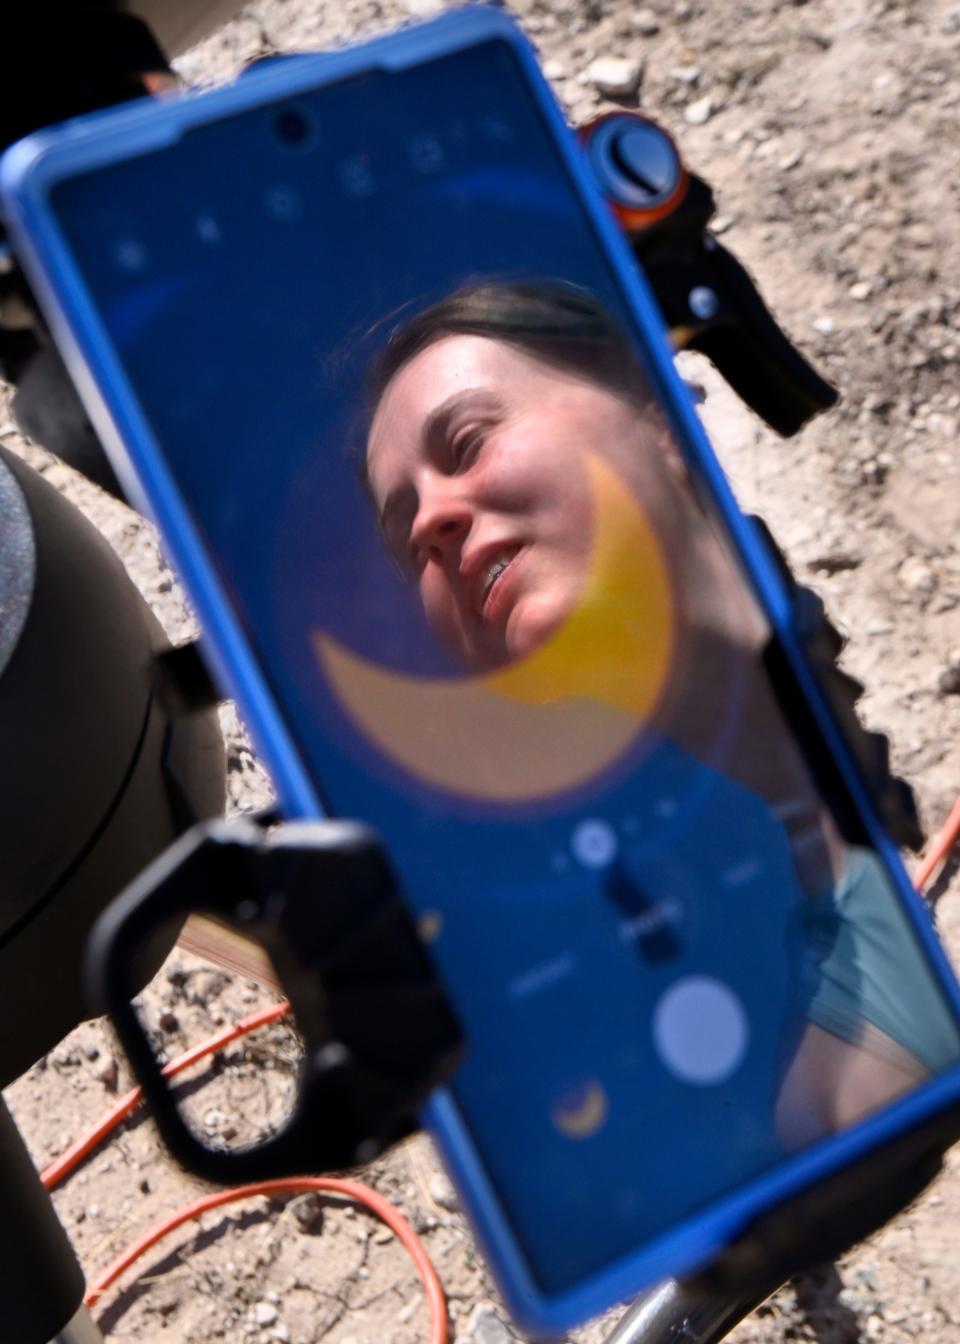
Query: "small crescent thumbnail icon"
551 1079 609 1140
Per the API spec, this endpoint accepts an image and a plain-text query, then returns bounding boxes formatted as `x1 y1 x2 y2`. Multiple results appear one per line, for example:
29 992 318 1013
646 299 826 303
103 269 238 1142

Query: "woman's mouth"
472 546 522 621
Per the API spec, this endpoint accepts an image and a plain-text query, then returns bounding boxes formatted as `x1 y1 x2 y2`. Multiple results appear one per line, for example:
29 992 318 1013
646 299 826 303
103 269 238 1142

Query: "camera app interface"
51 38 960 1291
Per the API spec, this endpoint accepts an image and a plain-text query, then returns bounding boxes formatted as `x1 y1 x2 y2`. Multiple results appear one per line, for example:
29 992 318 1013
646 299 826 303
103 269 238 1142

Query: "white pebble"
585 56 644 98
684 96 714 126
429 1174 460 1211
898 557 938 594
634 9 661 35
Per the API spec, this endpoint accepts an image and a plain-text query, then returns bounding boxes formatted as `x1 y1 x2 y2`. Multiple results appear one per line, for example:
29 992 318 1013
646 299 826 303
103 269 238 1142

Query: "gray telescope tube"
0 446 225 1085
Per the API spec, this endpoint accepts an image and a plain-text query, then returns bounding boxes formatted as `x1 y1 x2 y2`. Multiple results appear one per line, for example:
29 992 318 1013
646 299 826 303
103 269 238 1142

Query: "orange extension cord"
83 1176 447 1339
39 788 960 1340
916 791 960 895
42 1002 448 1344
40 1002 291 1192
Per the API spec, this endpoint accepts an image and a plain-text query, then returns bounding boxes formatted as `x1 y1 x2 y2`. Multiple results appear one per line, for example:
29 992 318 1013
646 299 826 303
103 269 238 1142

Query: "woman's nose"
411 486 472 562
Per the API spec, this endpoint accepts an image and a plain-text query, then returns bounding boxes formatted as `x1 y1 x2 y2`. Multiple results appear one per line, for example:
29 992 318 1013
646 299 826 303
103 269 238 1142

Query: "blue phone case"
4 8 960 1333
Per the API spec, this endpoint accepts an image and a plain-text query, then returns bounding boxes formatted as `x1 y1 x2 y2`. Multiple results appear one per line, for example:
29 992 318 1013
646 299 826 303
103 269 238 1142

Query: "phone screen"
46 37 960 1292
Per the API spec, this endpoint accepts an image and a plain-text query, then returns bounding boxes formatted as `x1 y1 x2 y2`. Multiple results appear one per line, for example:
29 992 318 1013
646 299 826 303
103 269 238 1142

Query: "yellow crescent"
551 1080 610 1140
312 454 675 801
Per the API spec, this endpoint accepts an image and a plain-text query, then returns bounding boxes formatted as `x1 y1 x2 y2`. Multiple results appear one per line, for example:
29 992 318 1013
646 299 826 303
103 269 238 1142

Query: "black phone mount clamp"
581 113 839 438
87 817 960 1342
85 816 464 1185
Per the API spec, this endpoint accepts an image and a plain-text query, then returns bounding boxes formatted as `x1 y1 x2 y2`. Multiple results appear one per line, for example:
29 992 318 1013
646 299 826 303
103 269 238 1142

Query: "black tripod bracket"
85 816 464 1184
579 112 839 437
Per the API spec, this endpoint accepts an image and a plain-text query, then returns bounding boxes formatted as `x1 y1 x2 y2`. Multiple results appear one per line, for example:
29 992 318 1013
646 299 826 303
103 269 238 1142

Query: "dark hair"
364 279 653 419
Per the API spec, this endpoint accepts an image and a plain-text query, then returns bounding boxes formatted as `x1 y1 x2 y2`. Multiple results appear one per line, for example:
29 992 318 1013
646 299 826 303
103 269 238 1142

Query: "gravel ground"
3 0 960 1340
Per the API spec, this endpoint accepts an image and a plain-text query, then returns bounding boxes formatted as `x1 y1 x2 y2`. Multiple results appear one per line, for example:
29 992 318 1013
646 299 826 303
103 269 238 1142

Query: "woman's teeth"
477 553 516 616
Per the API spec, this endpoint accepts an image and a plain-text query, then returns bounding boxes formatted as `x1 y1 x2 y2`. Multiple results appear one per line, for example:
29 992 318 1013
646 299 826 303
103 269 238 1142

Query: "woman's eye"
450 426 485 468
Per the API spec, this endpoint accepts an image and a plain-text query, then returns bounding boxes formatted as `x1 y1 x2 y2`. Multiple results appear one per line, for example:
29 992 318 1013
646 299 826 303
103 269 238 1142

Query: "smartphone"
4 7 960 1332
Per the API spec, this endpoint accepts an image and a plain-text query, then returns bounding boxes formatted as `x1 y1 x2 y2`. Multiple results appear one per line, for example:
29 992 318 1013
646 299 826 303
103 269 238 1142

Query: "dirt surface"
3 0 960 1341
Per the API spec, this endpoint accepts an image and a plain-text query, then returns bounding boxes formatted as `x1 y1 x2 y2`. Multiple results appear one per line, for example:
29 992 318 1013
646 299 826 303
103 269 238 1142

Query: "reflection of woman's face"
366 334 671 671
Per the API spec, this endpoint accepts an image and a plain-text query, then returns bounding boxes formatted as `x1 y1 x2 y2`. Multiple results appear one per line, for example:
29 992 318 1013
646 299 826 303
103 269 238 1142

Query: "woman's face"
366 334 671 671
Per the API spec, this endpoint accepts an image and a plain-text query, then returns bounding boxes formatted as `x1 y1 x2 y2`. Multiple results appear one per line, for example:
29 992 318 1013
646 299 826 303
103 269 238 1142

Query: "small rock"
252 1302 278 1327
400 0 442 15
290 1193 324 1232
813 316 836 335
849 280 872 301
898 556 938 594
927 412 958 438
779 149 803 170
398 1297 420 1323
937 662 960 696
585 56 644 99
670 64 701 84
866 619 894 636
151 1289 180 1318
861 457 888 485
930 592 960 615
807 551 860 575
429 1173 460 1211
464 1304 517 1343
711 215 734 234
97 1057 120 1093
270 1327 290 1343
82 1042 100 1061
634 8 661 35
158 1009 180 1032
542 58 566 82
684 95 715 125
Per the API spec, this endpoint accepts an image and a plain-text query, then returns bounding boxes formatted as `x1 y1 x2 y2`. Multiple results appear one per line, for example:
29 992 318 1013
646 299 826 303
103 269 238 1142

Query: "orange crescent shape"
551 1080 610 1139
312 454 675 801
